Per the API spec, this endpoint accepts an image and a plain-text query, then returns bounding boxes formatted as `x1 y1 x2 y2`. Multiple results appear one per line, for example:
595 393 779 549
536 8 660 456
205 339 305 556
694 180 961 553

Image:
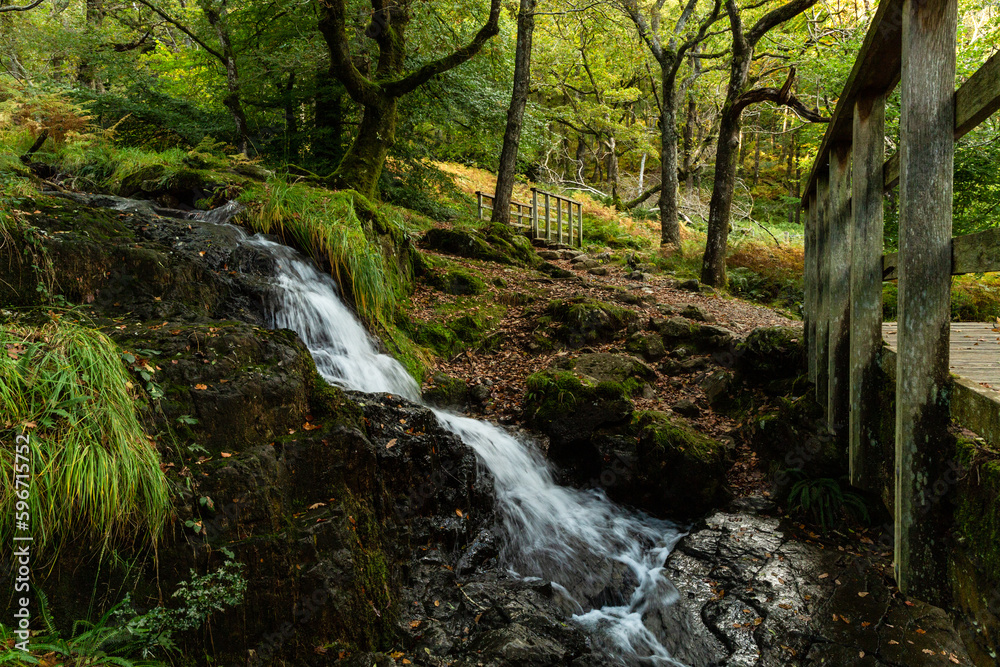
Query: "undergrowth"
0 320 171 555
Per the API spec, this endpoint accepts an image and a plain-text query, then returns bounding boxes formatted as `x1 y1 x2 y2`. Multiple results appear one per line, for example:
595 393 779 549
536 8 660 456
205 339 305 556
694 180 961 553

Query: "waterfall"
198 208 689 666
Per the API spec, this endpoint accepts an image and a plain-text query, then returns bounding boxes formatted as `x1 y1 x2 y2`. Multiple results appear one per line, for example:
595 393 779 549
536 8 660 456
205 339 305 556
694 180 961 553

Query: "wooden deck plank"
883 322 1000 391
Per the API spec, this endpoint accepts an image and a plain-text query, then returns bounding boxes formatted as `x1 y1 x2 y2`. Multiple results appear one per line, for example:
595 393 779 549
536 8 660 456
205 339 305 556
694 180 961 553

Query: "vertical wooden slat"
567 198 574 246
476 191 484 220
815 172 831 410
577 203 583 247
557 198 563 244
532 188 539 238
894 0 956 602
828 143 853 435
806 195 818 383
850 92 886 491
544 193 551 242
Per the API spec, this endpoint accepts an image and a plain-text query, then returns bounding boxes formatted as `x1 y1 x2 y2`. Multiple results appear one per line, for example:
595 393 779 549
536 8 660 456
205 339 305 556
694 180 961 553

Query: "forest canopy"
1 0 998 281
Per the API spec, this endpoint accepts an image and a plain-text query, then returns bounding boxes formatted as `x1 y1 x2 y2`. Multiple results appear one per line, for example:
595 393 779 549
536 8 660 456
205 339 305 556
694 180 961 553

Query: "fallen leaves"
194 383 208 390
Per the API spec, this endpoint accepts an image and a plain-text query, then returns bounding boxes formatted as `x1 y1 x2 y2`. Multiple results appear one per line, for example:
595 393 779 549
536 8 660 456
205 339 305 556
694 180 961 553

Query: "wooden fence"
801 0 1000 602
476 188 583 248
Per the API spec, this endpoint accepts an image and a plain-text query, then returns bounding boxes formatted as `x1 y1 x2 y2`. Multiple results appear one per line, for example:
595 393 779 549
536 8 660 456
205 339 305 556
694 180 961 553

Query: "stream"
195 203 692 665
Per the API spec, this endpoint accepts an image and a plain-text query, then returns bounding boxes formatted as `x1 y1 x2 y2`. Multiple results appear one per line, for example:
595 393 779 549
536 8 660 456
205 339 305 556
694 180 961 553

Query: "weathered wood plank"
894 0 957 603
802 0 905 204
956 50 1000 138
883 226 1000 280
816 173 832 408
851 92 887 490
828 143 853 434
806 196 818 383
883 151 900 191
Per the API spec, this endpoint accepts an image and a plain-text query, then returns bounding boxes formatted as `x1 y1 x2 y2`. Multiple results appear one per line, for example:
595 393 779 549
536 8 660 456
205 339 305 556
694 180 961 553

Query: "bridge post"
894 0 957 603
815 171 831 414
850 92 886 491
828 143 853 435
531 188 539 238
805 198 817 383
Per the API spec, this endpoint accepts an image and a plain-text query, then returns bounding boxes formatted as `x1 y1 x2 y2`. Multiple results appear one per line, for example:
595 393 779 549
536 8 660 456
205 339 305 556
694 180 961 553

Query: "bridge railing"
801 0 1000 602
476 188 584 248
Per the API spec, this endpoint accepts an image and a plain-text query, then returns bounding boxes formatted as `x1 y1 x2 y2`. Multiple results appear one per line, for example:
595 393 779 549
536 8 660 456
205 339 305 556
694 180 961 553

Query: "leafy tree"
316 0 503 198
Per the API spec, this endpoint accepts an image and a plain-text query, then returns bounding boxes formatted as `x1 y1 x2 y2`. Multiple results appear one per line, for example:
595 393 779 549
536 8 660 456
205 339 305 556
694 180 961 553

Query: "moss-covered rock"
626 331 666 361
551 352 655 386
736 326 805 381
629 411 732 516
422 372 469 409
421 225 537 267
523 369 633 445
540 297 639 348
426 267 487 295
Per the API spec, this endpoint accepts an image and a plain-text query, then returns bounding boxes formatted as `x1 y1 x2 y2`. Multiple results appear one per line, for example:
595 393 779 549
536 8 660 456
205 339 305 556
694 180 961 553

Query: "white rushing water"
200 207 688 665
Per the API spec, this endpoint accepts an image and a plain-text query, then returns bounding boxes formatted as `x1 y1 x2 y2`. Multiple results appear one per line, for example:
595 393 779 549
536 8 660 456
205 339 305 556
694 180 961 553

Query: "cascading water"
198 206 690 665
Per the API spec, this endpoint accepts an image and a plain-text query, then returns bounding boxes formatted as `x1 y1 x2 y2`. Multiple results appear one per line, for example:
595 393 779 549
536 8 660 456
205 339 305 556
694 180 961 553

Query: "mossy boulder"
540 297 639 347
736 326 805 381
626 331 666 361
629 411 733 517
552 352 655 387
523 369 633 445
426 267 487 295
421 225 537 267
650 316 697 343
422 372 470 409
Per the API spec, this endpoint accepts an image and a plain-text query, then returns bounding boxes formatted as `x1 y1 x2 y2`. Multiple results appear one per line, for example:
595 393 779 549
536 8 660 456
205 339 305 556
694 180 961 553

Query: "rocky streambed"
0 191 975 666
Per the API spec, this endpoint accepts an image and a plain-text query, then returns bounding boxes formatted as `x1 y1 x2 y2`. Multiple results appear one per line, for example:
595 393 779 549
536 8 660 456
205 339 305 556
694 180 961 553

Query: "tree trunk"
491 0 536 225
658 66 681 246
751 134 761 185
283 70 299 162
331 98 398 198
314 67 344 172
204 2 251 154
701 97 744 286
607 134 621 208
683 96 696 193
77 0 104 91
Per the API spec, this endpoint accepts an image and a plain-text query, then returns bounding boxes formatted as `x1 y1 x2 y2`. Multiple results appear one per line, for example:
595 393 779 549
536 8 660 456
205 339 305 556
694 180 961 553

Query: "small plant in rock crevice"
784 471 870 532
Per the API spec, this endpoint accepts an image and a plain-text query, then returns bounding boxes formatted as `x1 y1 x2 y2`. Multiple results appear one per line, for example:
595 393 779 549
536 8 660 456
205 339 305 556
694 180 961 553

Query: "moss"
425 267 487 295
955 439 1000 575
341 488 398 650
308 371 364 429
543 296 639 347
632 411 721 464
735 326 805 381
422 372 468 408
524 370 633 423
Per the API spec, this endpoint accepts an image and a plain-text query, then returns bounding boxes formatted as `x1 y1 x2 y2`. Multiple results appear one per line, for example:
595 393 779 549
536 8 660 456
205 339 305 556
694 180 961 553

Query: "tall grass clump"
240 179 402 324
0 320 171 554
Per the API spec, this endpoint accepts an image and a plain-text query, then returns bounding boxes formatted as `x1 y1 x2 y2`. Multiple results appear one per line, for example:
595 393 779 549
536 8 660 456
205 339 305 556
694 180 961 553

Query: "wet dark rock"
679 278 702 292
701 369 735 407
522 369 633 448
651 316 696 343
468 383 492 406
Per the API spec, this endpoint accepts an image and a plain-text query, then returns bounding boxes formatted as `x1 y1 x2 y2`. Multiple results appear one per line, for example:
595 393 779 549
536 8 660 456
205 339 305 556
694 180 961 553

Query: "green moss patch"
540 297 639 347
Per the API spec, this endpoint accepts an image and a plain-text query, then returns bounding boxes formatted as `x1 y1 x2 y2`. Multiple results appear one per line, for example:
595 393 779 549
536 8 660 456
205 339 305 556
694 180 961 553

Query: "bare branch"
132 0 225 63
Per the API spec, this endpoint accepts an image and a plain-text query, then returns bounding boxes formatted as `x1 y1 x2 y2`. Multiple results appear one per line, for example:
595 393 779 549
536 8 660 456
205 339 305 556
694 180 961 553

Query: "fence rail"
475 188 583 248
801 0 1000 603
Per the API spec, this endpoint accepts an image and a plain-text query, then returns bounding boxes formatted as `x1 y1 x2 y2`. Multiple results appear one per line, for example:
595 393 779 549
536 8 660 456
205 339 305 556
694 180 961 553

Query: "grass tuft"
0 320 171 554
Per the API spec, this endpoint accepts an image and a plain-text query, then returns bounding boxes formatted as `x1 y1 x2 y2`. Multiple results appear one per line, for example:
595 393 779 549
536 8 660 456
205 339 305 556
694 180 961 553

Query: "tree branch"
746 0 821 47
0 0 45 13
132 0 225 62
382 0 501 97
316 0 378 106
734 68 828 122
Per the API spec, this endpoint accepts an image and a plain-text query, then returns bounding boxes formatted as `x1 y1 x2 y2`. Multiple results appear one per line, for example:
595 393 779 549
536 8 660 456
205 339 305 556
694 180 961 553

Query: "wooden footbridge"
801 0 1000 602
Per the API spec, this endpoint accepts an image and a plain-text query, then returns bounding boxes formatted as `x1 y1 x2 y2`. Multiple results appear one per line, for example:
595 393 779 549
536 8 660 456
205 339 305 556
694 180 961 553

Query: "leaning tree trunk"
331 98 398 198
658 71 681 246
700 105 742 286
491 0 536 225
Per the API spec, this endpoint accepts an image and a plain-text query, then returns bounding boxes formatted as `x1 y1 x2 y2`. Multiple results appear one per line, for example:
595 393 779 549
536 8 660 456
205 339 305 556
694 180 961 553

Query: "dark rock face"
661 505 973 667
735 326 805 382
538 297 639 348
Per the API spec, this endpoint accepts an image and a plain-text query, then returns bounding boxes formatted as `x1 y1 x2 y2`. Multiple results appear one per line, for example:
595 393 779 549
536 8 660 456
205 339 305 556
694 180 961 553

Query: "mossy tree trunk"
700 0 826 287
317 0 502 199
621 0 722 248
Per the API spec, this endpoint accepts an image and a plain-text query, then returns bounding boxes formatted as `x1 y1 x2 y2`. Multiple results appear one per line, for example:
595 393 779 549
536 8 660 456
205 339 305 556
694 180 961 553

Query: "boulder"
681 304 715 322
678 278 701 292
626 331 667 361
539 297 639 347
523 369 633 446
588 266 609 276
735 326 805 381
538 250 562 260
423 372 469 409
551 352 656 385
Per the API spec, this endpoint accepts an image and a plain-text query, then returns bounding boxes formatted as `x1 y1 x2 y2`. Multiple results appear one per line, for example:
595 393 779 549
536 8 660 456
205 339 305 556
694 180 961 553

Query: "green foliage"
0 320 171 554
0 558 246 666
239 179 406 325
784 471 869 532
